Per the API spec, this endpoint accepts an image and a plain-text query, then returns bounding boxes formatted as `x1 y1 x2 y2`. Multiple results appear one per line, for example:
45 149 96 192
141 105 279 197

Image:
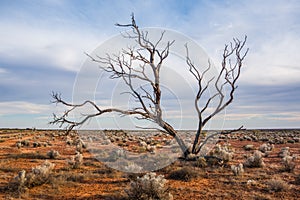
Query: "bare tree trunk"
191 122 203 154
50 14 248 160
160 121 189 157
186 36 248 155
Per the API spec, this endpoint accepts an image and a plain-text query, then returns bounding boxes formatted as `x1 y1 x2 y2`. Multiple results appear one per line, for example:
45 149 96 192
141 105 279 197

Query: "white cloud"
0 101 51 115
0 21 106 72
0 0 299 129
243 34 300 85
268 112 300 121
185 1 300 86
0 68 7 74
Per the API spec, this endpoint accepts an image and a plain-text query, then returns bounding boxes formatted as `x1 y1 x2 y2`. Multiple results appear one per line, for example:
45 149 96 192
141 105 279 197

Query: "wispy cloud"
183 0 300 86
0 68 7 74
0 20 103 72
0 0 299 129
0 101 50 115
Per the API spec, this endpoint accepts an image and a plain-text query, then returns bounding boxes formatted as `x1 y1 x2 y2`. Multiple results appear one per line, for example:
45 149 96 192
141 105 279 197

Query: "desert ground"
0 129 299 200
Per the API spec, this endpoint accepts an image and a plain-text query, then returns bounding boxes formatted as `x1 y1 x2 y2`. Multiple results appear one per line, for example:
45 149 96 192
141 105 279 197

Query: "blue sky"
0 0 299 129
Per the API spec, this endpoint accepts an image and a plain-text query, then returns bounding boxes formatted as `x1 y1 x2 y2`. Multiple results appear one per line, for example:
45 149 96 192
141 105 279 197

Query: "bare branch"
202 36 248 126
186 36 248 154
50 92 151 132
51 15 248 159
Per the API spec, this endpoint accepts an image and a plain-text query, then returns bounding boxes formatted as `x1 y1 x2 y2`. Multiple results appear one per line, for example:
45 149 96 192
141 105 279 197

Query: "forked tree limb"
50 14 248 158
186 36 248 154
50 92 151 133
50 14 189 154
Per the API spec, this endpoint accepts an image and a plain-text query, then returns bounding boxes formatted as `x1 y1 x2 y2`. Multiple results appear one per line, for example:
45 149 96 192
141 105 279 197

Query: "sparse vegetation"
68 152 83 169
21 140 30 147
243 144 254 151
47 150 60 159
9 152 48 160
124 162 143 172
0 129 299 199
194 157 207 168
295 174 300 185
168 167 198 181
282 155 297 172
244 150 265 168
32 141 41 148
259 143 274 153
278 147 290 158
26 160 55 187
9 161 55 195
266 178 289 192
126 172 173 200
209 143 234 163
231 163 244 176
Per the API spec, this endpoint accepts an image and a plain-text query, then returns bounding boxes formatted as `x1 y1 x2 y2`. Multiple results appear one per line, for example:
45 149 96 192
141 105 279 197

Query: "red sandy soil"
0 129 299 200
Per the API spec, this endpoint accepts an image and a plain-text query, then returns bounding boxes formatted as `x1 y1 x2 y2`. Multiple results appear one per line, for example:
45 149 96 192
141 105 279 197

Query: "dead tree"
50 14 248 158
185 36 248 155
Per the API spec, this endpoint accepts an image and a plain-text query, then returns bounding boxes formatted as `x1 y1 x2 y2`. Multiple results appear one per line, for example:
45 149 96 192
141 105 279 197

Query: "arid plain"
0 129 299 199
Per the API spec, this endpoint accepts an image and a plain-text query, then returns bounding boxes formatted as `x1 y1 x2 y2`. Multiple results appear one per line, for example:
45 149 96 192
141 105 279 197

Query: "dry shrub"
168 167 198 181
266 178 289 192
295 174 300 185
126 172 173 200
10 152 48 160
209 144 234 163
253 194 272 200
9 160 55 195
21 140 30 147
244 150 265 168
124 162 143 173
204 156 223 167
259 143 274 153
47 150 60 159
243 144 254 151
278 147 290 158
231 163 244 176
68 152 83 169
194 157 207 168
9 170 27 194
61 172 85 183
26 160 55 187
282 155 297 172
16 142 22 149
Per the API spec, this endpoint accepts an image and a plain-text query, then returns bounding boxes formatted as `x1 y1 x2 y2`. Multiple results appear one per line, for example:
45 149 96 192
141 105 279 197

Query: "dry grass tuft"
244 150 265 168
8 160 55 196
47 150 60 159
266 178 289 192
126 172 173 200
168 167 198 182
